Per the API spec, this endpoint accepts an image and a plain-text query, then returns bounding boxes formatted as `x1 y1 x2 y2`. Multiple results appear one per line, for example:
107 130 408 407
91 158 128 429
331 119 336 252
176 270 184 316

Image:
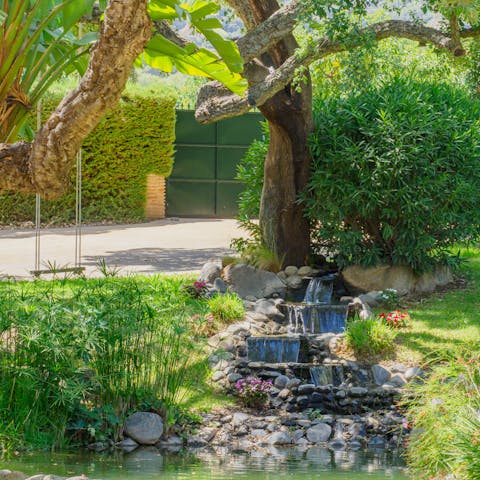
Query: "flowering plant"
379 288 399 308
183 280 208 298
379 310 410 329
234 377 272 408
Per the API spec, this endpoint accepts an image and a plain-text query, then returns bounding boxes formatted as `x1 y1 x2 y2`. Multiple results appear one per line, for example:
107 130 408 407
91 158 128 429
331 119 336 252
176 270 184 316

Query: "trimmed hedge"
0 94 176 225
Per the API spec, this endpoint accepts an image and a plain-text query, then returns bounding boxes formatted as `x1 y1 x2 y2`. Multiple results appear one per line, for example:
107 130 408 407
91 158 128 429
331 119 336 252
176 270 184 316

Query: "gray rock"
286 275 303 289
266 431 292 445
213 277 228 293
405 366 422 381
329 439 347 450
358 308 374 320
278 388 290 400
224 264 286 299
199 259 222 284
245 312 269 323
187 435 208 448
358 291 383 307
0 473 27 480
372 365 391 386
156 435 183 447
286 378 302 390
274 375 290 388
298 266 313 277
306 424 332 444
116 438 139 452
251 429 267 439
277 271 287 281
284 266 298 277
125 412 164 445
349 387 368 397
232 412 250 427
368 436 386 449
389 374 407 387
298 384 315 395
212 371 225 382
227 373 243 384
254 299 285 321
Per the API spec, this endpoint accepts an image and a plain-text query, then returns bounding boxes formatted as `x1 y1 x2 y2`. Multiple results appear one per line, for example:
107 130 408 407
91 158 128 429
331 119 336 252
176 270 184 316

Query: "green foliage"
0 93 175 225
0 275 201 449
303 78 480 272
406 354 480 480
0 0 95 142
345 317 397 356
144 0 246 95
207 292 245 324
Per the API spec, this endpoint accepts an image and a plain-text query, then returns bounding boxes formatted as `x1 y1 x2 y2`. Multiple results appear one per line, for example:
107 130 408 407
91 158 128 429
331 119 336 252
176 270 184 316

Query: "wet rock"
286 378 302 390
254 299 285 321
298 384 315 395
187 435 208 448
124 412 164 445
274 375 290 388
368 436 386 449
286 275 303 289
87 441 109 452
306 424 332 444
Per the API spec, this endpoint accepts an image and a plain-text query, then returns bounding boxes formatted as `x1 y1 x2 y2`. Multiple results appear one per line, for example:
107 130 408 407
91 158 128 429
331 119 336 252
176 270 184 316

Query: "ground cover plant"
0 274 230 451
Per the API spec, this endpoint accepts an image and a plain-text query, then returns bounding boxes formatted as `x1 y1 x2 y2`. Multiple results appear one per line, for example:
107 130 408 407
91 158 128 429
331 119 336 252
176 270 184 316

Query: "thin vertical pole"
34 102 42 272
75 149 82 268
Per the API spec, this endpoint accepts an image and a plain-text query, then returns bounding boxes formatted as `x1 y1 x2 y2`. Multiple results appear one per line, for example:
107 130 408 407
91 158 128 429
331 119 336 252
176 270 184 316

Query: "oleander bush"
303 78 480 272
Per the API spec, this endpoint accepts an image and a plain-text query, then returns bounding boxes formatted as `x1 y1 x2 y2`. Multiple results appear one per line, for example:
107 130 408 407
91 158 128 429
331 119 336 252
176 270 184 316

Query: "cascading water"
286 275 347 335
247 337 301 363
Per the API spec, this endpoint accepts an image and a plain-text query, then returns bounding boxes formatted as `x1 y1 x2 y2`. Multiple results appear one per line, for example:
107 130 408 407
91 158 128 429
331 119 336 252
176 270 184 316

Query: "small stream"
2 448 409 479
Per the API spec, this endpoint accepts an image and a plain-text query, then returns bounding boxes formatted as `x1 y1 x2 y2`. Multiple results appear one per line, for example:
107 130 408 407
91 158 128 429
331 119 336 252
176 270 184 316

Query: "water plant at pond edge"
406 353 480 480
0 276 204 450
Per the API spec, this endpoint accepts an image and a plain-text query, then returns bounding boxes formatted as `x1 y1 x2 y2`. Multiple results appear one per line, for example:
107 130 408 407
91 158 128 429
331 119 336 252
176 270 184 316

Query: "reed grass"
0 275 205 450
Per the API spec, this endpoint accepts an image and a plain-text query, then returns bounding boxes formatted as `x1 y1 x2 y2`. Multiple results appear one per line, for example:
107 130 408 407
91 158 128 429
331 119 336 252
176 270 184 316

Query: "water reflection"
3 447 409 479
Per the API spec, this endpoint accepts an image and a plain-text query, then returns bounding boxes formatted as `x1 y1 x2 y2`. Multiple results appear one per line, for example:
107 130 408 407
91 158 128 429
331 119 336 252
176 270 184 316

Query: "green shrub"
406 355 480 480
0 93 176 226
207 292 245 323
303 78 480 272
0 275 200 449
345 317 397 356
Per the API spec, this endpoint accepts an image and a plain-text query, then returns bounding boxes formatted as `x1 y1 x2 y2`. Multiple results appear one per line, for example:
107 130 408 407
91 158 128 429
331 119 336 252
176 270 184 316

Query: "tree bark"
0 0 151 198
227 0 313 266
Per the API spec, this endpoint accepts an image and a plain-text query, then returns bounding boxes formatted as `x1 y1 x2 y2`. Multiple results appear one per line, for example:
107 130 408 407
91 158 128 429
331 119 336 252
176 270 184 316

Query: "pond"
2 447 409 479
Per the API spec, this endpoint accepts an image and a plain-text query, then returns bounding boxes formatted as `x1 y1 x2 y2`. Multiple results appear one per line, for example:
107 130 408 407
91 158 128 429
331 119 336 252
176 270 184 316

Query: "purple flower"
431 398 443 406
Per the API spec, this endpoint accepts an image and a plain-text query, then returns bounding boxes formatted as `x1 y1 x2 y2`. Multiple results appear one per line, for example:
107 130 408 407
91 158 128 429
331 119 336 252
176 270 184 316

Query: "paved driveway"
0 218 242 279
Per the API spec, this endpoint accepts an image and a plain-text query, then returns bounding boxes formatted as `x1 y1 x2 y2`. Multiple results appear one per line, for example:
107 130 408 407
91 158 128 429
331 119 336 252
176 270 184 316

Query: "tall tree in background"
1 0 480 265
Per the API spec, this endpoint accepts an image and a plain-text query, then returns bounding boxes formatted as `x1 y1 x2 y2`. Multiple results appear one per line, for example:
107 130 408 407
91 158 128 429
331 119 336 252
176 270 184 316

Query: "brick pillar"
145 174 166 219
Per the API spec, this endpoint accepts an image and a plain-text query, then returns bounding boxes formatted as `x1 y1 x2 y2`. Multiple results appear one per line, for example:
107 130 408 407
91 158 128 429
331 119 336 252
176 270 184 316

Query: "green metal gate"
166 110 264 218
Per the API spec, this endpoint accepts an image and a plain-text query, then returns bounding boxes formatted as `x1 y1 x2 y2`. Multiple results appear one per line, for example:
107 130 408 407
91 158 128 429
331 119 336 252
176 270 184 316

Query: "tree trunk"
259 81 313 267
231 0 313 266
0 0 151 198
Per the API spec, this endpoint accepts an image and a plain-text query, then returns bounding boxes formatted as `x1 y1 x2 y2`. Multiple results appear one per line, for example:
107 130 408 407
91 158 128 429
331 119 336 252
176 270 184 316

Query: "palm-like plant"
0 0 97 142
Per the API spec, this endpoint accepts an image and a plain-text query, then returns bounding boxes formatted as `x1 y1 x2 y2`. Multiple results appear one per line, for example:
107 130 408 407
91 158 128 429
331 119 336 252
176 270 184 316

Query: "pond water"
2 447 409 479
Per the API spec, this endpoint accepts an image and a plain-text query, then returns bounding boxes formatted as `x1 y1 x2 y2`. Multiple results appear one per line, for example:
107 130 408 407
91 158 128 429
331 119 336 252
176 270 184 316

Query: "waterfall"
303 276 334 304
247 337 300 363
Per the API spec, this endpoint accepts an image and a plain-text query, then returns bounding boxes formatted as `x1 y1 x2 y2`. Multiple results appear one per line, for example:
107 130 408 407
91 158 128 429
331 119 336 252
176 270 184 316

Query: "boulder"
0 472 27 480
266 431 291 445
298 266 313 277
213 278 228 294
286 275 303 289
371 365 391 386
254 299 285 321
342 264 453 296
284 266 298 277
223 264 286 299
115 438 139 453
124 412 164 445
306 423 332 444
198 259 222 284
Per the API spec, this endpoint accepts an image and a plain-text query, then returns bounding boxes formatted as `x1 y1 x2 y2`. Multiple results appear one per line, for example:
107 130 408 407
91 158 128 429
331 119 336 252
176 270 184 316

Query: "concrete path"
0 218 243 280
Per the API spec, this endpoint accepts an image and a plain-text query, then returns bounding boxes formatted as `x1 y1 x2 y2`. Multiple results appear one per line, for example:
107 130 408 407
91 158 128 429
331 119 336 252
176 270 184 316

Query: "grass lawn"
394 248 480 366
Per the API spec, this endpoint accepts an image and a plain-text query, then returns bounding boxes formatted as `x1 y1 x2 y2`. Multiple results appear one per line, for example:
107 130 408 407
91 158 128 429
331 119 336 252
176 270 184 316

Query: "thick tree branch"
0 0 152 197
196 19 480 123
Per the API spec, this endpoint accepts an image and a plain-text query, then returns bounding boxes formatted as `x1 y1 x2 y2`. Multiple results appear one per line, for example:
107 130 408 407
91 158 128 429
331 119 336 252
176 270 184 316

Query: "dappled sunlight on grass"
394 248 480 364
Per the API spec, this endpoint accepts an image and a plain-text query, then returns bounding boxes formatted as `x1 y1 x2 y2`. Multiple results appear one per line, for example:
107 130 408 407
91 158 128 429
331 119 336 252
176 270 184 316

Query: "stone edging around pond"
0 472 87 480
